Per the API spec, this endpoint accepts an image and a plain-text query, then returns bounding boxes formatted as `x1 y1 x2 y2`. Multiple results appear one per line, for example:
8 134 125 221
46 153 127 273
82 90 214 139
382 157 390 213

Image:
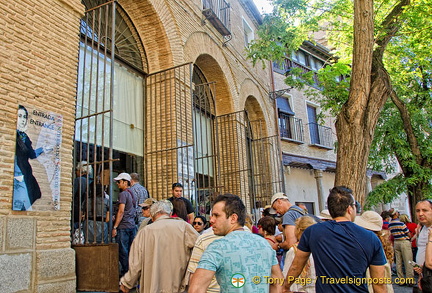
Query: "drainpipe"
269 60 286 194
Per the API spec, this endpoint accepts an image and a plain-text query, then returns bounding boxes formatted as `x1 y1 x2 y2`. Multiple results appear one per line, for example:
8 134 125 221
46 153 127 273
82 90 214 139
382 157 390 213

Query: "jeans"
116 227 137 276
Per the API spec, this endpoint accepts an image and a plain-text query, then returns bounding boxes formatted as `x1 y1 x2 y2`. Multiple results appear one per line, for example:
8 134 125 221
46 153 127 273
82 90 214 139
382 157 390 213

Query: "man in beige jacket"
120 200 199 293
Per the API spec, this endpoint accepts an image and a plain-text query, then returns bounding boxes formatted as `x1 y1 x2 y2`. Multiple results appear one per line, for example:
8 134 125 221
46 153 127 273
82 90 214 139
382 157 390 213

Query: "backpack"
125 189 139 224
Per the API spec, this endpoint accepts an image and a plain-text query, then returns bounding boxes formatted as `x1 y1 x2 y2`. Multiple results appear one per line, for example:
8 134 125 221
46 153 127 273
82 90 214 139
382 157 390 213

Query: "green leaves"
248 0 432 205
365 175 407 209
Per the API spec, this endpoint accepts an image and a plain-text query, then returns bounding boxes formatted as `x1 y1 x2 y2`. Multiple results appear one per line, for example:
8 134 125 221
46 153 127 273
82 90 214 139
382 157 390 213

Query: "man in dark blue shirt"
168 183 194 223
284 186 387 293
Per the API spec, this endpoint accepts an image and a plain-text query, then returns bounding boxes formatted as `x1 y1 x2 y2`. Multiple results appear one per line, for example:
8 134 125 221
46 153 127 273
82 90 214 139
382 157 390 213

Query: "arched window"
73 0 145 242
192 65 216 215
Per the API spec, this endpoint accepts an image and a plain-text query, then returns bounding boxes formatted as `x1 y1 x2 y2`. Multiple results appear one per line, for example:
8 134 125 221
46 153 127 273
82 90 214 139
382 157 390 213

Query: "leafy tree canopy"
248 0 432 206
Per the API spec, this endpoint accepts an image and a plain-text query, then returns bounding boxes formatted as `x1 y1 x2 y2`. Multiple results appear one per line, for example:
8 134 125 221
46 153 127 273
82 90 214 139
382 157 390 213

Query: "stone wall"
273 71 338 162
0 0 84 291
0 0 282 290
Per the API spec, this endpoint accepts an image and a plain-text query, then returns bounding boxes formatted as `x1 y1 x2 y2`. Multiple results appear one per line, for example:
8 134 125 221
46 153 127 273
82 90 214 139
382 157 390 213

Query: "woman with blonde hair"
355 211 395 292
282 216 317 293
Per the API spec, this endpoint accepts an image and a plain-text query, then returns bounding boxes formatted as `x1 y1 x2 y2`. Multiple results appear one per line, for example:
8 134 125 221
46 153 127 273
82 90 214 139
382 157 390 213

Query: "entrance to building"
73 1 145 291
72 1 283 290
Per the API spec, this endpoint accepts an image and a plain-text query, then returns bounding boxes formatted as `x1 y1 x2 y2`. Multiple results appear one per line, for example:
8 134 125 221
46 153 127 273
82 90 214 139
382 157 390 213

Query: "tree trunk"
334 0 407 205
408 181 427 221
334 0 374 204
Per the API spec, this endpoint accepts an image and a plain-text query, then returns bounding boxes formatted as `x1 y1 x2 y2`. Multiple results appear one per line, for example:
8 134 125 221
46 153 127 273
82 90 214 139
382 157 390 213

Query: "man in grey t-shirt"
271 192 307 250
113 173 137 277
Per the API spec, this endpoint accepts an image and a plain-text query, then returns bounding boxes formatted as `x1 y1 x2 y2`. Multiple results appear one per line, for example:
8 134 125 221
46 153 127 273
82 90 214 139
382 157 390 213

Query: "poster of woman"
13 104 63 211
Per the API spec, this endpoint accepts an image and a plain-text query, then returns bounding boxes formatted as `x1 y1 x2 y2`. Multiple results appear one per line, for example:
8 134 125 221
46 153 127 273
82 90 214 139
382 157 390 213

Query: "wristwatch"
113 227 117 230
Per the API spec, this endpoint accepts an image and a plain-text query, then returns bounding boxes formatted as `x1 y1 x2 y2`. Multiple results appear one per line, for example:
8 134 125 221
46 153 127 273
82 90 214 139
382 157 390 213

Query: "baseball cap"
114 173 131 182
271 192 289 206
139 198 157 207
263 205 277 215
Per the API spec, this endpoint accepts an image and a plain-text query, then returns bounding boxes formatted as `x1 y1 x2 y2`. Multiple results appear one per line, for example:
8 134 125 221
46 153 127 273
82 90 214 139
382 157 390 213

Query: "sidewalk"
393 275 418 293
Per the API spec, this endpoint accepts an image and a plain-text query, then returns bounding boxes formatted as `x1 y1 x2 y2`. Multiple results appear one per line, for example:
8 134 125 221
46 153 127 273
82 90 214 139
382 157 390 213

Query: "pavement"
392 275 418 293
394 284 417 292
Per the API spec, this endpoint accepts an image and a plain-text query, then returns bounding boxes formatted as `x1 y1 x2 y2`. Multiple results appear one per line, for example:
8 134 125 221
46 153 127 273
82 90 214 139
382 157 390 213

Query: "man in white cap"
113 172 137 277
271 192 307 250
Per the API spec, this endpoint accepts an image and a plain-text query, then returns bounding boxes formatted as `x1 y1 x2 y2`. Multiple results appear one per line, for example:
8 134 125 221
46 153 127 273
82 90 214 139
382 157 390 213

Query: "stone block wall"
0 0 84 291
273 71 337 162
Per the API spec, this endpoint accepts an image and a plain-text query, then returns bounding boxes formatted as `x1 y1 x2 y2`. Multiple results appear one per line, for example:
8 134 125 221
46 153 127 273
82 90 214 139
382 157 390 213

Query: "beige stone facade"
0 0 84 291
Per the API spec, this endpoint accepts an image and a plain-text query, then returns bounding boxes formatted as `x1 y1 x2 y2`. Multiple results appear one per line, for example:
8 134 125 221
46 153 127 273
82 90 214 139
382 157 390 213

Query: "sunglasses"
142 206 150 210
192 221 203 226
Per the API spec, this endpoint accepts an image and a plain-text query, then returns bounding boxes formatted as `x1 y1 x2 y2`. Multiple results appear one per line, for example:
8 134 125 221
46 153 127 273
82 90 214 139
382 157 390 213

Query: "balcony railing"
202 0 231 36
308 122 333 149
286 59 321 89
273 59 322 89
279 113 304 142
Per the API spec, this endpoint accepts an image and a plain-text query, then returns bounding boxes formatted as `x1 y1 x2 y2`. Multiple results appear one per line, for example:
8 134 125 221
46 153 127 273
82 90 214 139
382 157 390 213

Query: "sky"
253 0 273 14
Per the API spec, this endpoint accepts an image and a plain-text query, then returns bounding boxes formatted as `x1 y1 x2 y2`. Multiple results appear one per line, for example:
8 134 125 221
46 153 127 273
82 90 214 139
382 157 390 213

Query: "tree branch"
374 0 410 57
389 90 422 163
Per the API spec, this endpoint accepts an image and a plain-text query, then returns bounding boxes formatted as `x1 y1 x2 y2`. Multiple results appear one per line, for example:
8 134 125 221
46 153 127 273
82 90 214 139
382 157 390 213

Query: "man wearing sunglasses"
113 172 137 277
138 198 157 231
284 186 387 293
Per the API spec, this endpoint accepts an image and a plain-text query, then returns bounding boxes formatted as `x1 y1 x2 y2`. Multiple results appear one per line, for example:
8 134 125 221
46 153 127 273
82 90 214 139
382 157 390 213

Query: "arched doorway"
73 1 146 290
74 0 146 242
192 65 217 216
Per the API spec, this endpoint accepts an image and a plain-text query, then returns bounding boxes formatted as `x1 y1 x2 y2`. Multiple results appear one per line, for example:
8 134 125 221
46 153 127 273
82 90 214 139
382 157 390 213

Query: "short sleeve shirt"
298 220 386 293
168 196 194 214
117 189 136 229
198 231 278 292
282 205 306 226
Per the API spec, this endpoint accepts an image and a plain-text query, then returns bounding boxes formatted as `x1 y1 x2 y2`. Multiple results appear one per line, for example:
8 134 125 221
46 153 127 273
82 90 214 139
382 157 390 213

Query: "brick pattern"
1 0 283 290
0 0 84 291
273 72 338 162
139 0 277 204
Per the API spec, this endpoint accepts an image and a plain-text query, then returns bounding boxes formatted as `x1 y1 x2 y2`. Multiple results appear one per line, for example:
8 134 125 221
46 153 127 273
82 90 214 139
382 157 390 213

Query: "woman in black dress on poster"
13 105 48 210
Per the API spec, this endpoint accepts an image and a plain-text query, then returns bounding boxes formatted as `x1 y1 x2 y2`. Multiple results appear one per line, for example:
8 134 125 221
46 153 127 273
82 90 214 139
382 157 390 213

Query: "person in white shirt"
415 200 432 266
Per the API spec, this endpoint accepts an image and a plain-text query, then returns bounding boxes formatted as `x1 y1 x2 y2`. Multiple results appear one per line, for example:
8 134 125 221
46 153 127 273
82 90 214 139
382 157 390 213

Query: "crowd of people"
73 167 432 293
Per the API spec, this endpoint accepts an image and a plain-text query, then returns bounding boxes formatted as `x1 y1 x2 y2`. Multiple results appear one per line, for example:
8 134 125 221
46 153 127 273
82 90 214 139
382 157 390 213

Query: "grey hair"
150 200 173 217
76 161 93 178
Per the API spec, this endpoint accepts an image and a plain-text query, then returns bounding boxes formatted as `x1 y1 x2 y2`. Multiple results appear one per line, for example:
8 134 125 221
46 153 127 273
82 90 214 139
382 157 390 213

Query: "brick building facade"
0 0 283 291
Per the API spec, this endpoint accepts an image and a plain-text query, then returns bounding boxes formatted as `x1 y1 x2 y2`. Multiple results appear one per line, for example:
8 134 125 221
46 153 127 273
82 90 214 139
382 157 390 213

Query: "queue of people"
73 170 432 293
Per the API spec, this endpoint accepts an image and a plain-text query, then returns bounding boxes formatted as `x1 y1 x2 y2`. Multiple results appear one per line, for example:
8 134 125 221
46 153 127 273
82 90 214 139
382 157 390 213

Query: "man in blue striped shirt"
389 210 414 282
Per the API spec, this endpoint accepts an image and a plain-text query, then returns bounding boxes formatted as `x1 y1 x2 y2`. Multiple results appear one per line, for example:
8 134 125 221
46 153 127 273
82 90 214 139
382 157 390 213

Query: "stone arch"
241 78 273 138
184 32 236 115
119 0 176 72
